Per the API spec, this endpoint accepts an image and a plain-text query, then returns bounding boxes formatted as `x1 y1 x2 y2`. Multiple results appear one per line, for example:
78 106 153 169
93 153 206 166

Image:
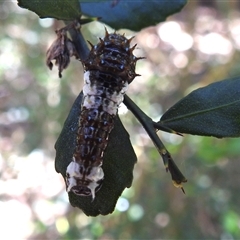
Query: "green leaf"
160 77 240 138
18 0 81 21
55 92 137 216
80 0 187 31
17 0 187 31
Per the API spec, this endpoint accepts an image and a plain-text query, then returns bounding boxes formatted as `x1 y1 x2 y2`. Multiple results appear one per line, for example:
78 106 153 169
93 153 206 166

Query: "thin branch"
65 21 90 60
123 95 187 192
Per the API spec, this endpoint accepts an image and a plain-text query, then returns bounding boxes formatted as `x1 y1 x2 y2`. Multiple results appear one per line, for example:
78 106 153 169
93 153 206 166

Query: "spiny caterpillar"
65 29 142 200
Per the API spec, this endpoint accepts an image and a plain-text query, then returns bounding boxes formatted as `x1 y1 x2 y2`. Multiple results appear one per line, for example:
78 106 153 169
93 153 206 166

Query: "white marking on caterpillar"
66 159 104 200
83 71 129 114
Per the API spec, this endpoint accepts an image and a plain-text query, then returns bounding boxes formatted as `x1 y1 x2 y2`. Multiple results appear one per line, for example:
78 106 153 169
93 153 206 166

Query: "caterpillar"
65 29 141 200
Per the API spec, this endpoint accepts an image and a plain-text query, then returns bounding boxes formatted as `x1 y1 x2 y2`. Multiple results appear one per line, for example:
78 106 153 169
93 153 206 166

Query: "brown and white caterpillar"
65 29 141 200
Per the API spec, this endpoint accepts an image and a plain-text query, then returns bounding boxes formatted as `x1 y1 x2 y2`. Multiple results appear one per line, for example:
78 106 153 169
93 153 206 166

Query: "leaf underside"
160 77 240 138
17 0 187 31
55 92 137 216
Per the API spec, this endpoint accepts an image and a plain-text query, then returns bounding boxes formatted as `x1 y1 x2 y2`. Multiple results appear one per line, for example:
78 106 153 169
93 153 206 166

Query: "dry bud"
46 29 78 78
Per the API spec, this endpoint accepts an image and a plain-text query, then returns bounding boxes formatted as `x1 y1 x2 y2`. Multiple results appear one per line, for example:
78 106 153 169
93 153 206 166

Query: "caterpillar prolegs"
65 30 141 200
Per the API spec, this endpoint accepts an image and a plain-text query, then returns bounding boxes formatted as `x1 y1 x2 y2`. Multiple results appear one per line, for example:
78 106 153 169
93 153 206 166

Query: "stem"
65 21 90 60
124 95 187 192
153 121 183 136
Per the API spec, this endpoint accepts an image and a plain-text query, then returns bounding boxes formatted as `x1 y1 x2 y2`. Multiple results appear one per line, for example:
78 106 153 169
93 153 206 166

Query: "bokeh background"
1 1 240 239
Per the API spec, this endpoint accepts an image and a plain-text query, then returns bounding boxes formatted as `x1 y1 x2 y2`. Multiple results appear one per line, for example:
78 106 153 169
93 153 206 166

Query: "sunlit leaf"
81 0 187 31
223 211 240 234
55 92 137 216
18 0 81 20
160 77 240 138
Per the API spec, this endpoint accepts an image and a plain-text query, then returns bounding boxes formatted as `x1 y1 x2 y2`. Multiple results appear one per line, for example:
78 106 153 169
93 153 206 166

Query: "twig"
124 95 187 192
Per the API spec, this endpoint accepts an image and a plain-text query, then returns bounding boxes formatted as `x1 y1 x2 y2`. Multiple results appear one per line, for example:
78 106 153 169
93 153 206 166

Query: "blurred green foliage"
1 0 240 239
